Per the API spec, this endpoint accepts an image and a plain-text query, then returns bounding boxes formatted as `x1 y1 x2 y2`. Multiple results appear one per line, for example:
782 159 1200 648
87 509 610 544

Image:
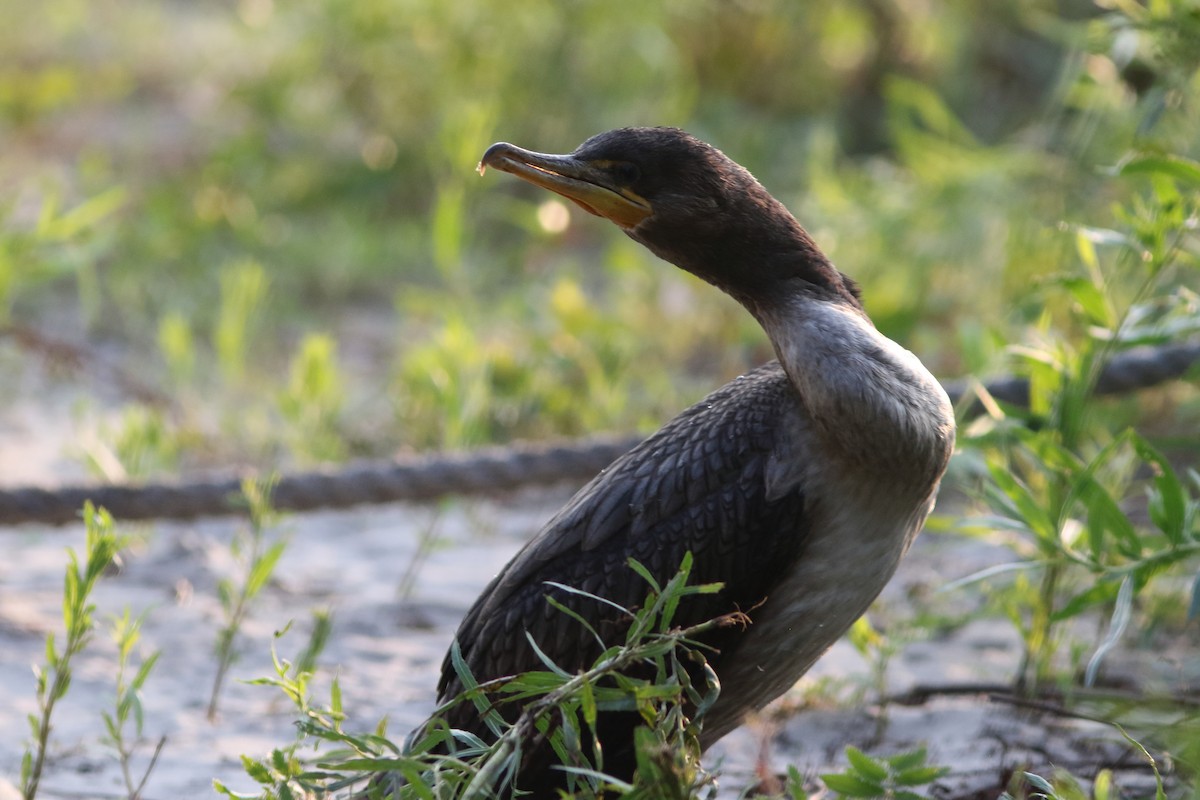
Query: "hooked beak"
478 142 652 230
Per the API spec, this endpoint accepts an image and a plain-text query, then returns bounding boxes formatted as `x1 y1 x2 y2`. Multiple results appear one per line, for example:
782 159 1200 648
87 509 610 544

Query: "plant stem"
23 504 123 800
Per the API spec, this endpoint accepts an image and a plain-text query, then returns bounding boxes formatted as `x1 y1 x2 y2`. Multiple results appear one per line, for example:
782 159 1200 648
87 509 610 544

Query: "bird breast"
695 295 955 745
698 461 937 746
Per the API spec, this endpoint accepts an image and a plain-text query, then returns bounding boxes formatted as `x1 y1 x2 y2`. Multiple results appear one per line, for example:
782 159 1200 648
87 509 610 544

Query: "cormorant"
434 127 955 795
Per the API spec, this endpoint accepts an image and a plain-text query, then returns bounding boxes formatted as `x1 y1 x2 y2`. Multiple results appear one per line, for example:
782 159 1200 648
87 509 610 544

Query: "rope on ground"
3 341 1197 527
943 340 1200 406
0 436 642 527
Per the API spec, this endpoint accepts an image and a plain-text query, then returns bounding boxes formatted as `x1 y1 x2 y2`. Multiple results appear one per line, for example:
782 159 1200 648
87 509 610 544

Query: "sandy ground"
0 379 1193 799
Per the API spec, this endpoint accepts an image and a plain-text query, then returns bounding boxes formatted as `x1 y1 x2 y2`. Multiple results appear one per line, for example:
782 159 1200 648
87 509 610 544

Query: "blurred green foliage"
4 2 1197 791
958 156 1200 690
0 0 1197 468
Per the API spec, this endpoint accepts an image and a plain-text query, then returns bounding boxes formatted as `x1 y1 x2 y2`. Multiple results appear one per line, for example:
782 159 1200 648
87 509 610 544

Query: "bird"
429 127 956 796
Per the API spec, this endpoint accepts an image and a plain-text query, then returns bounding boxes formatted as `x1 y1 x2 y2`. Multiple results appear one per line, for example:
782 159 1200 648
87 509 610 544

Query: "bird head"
479 127 861 312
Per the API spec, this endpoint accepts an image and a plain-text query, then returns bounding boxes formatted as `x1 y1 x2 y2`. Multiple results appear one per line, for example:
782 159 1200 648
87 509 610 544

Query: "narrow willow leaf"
1133 435 1187 544
1052 580 1120 622
132 651 161 690
399 764 438 800
1022 771 1055 792
448 640 507 739
987 462 1057 544
580 676 597 728
101 710 119 741
542 593 605 650
625 557 663 595
54 667 72 700
1115 724 1168 800
1062 273 1115 328
543 581 632 617
939 560 1039 593
247 540 288 597
524 632 572 678
1078 475 1141 558
44 633 58 668
1084 573 1128 690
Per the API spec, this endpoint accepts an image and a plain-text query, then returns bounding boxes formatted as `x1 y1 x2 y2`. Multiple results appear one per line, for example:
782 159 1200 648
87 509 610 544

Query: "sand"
0 379 1190 799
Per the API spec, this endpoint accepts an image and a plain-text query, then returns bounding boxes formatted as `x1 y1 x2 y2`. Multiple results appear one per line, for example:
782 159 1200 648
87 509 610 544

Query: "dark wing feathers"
437 362 812 722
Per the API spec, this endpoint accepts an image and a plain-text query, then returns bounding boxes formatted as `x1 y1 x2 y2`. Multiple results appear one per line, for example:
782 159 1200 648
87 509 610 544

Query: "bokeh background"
4 3 1200 796
1 0 1198 474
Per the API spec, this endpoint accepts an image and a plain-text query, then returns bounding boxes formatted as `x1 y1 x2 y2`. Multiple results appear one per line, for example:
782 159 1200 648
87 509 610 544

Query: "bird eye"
611 161 641 185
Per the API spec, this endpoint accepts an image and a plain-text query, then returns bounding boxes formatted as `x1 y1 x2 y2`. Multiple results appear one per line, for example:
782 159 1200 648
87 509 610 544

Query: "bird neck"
752 291 955 481
631 193 864 312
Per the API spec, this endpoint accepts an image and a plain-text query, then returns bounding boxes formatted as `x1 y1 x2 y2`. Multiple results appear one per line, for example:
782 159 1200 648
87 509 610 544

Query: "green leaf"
1052 581 1120 622
447 639 506 738
785 765 809 800
398 763 438 800
523 632 572 678
1077 475 1141 558
242 756 273 784
1133 435 1188 544
625 557 663 595
45 632 58 667
940 560 1039 593
580 676 597 728
101 710 119 741
542 592 605 650
985 463 1057 544
42 186 127 240
246 539 288 597
1084 576 1134 687
894 764 951 785
886 747 930 771
821 772 886 797
1022 772 1055 792
212 779 258 799
659 559 691 630
1117 153 1200 185
131 692 145 735
844 746 889 782
132 650 161 690
53 666 72 700
543 580 632 618
1061 274 1115 329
